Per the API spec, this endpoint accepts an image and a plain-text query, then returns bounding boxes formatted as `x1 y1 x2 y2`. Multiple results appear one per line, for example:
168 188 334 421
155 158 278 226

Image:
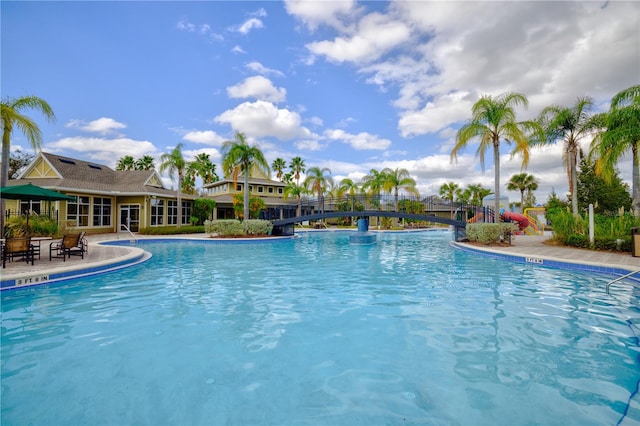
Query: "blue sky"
3 1 639 204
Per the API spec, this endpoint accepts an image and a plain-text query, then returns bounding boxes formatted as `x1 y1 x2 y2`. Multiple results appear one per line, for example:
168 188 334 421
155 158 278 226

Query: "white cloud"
182 130 226 146
294 139 325 151
214 100 312 141
324 129 391 151
245 62 285 77
306 12 412 64
284 0 360 31
176 18 223 41
65 117 126 134
231 45 246 54
45 136 156 167
227 76 287 103
236 18 264 35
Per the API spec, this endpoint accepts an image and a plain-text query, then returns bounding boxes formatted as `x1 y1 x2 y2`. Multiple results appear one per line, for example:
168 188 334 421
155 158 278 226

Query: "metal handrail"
120 224 138 243
606 270 640 294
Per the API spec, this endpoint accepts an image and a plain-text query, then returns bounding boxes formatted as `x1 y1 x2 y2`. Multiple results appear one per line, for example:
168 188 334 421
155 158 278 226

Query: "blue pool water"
1 231 639 425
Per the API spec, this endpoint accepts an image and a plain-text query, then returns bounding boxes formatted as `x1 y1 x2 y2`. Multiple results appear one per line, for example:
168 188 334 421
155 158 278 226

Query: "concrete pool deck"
1 231 639 290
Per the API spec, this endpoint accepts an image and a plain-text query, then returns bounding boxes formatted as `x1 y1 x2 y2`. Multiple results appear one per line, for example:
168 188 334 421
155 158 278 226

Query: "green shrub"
243 219 273 236
138 225 204 235
204 219 244 236
4 215 59 237
466 223 517 244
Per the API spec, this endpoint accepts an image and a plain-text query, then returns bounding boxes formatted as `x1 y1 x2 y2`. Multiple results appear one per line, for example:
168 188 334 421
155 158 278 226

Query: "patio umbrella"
0 183 76 202
1 183 76 228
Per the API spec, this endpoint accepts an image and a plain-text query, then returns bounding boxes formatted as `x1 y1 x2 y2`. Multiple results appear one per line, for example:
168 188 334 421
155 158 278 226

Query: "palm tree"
290 156 306 186
507 172 538 211
1 96 55 188
304 166 333 214
159 143 187 228
339 178 360 212
135 155 156 170
451 92 542 222
283 182 307 217
1 95 55 234
591 85 640 213
116 155 136 171
221 132 270 221
382 167 418 225
361 168 386 210
189 153 219 186
538 96 596 215
271 157 287 181
467 183 491 207
439 182 460 218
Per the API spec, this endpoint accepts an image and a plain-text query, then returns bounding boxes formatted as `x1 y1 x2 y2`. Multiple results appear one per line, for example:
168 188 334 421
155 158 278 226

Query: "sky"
2 0 639 205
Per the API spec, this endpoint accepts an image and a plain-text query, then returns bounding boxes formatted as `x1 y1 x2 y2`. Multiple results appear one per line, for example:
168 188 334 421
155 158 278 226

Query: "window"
151 198 164 226
20 200 41 215
93 197 112 226
236 184 242 191
67 196 90 227
167 200 178 225
268 187 274 194
181 201 192 225
258 186 264 193
278 188 283 194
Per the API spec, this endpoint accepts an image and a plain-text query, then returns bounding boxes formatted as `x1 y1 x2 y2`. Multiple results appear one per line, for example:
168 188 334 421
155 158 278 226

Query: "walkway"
1 231 639 290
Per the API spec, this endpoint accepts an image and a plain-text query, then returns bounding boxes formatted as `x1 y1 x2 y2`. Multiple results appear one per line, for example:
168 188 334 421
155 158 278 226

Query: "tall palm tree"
538 96 596 215
189 153 219 186
290 156 306 186
1 95 55 234
439 181 460 218
116 155 136 171
135 155 156 170
591 85 640 213
467 183 491 207
361 168 386 210
382 167 418 225
451 92 542 222
283 182 307 217
221 132 270 221
507 172 538 211
304 166 333 214
339 178 360 212
1 96 55 188
159 143 187 228
271 157 287 181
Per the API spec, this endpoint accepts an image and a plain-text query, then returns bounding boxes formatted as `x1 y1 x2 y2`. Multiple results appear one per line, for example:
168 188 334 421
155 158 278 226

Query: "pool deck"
1 231 639 289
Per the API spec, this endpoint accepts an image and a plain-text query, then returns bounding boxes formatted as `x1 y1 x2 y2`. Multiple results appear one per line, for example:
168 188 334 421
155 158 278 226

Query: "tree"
304 166 333 214
283 182 307 217
339 178 360 212
135 155 156 170
8 149 35 179
382 167 418 225
116 155 136 171
361 168 386 210
271 157 287 181
188 153 219 188
577 157 631 214
591 85 640 213
466 183 492 207
439 182 460 218
290 156 305 186
192 198 216 225
1 95 55 234
538 96 596 216
507 173 538 211
221 132 270 222
159 143 187 228
451 92 542 222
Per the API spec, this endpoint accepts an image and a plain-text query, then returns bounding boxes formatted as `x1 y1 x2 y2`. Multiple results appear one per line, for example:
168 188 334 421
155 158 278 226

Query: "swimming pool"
1 231 639 425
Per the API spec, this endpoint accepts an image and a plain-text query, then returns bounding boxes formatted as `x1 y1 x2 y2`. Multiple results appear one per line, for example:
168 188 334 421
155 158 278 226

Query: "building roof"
10 152 193 199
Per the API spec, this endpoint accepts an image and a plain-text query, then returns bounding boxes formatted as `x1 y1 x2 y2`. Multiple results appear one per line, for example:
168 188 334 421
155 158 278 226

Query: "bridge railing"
287 194 490 220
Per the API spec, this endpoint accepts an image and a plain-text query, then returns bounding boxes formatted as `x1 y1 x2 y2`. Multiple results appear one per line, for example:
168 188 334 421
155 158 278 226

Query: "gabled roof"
11 152 193 199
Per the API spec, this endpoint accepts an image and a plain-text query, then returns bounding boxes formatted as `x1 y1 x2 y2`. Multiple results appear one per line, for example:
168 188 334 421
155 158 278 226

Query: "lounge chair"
49 233 86 261
2 237 35 268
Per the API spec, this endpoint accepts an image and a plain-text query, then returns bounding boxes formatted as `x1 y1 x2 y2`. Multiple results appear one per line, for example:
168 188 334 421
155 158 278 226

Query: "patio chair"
49 233 85 261
2 237 35 268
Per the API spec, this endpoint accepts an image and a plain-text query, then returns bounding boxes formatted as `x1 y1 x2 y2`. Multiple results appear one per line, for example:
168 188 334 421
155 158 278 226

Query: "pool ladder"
606 270 640 294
